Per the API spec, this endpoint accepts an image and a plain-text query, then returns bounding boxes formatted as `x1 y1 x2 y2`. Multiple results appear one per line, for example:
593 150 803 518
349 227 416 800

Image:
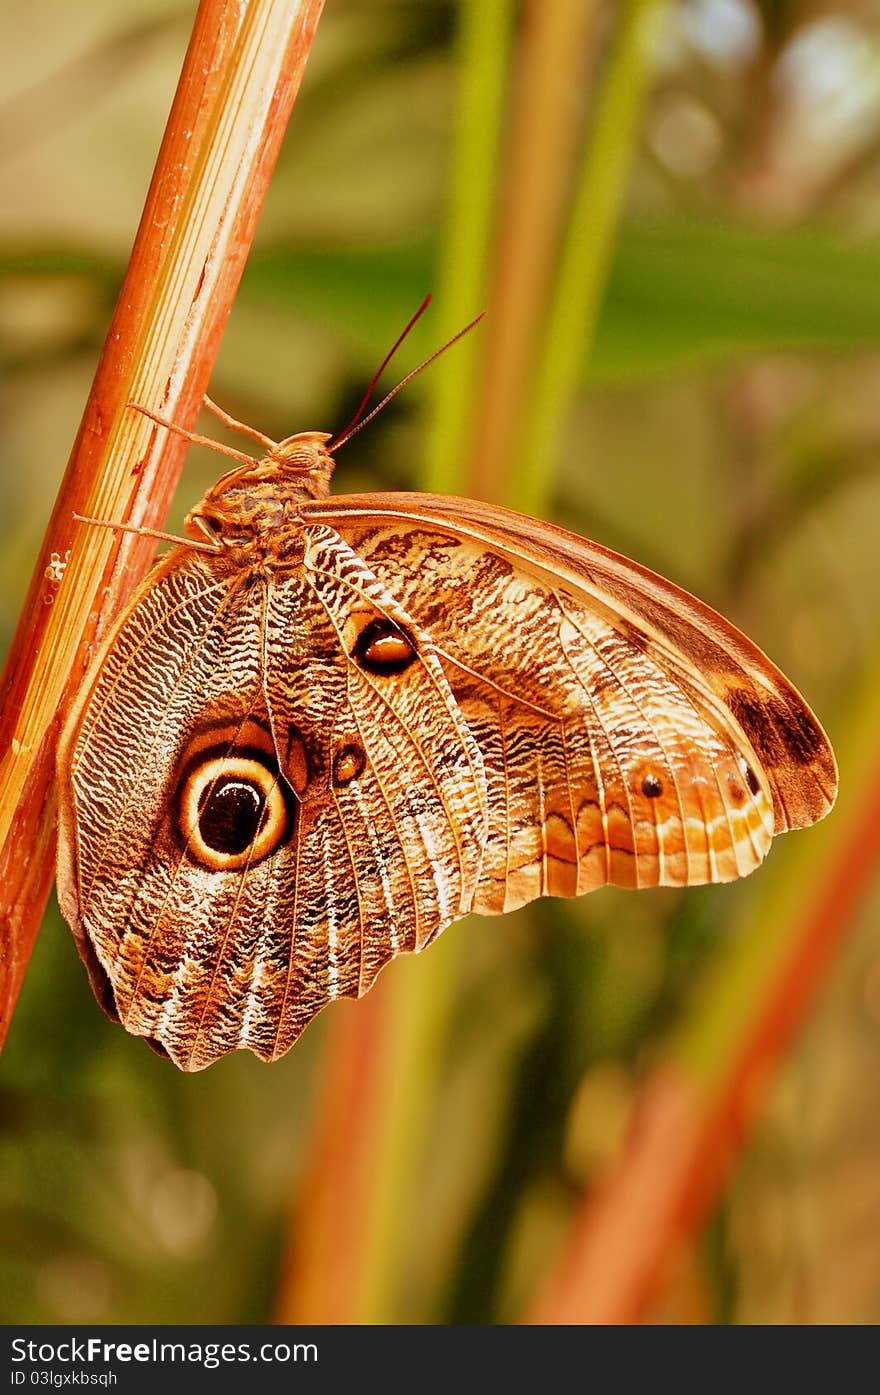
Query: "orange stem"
470 0 599 501
527 743 880 1323
0 0 325 1050
273 990 395 1322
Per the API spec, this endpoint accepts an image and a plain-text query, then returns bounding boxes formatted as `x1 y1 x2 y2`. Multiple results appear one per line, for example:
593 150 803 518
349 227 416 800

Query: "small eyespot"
739 757 761 797
333 744 366 786
352 618 417 676
641 772 663 799
178 754 291 870
726 776 746 805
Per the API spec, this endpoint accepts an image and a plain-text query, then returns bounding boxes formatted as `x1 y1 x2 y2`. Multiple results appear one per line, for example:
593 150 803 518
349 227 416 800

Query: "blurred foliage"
2 0 880 1324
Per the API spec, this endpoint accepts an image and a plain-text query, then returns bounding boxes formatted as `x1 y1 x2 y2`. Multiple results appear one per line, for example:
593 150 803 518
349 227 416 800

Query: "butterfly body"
57 428 837 1070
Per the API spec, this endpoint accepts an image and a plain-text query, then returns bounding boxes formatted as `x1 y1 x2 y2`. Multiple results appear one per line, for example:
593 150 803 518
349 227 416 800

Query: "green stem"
424 0 516 495
353 0 515 1321
513 0 666 516
354 933 467 1322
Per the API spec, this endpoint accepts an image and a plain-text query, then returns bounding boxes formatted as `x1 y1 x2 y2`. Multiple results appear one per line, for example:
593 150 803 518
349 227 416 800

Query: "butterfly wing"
302 492 837 914
58 490 836 1068
57 537 487 1070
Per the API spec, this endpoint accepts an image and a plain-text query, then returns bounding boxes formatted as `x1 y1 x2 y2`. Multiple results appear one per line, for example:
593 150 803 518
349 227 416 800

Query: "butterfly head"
185 431 335 561
270 430 335 488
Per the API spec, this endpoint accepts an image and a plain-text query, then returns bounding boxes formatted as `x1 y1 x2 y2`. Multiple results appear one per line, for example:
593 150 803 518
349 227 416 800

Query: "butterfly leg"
72 513 218 554
127 400 260 468
201 394 279 452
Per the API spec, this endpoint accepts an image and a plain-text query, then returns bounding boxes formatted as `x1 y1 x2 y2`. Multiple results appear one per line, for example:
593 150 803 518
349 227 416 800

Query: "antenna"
330 294 433 449
329 304 487 452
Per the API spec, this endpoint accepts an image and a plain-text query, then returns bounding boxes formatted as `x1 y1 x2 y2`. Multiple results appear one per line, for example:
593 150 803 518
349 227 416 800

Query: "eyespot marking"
176 747 292 870
726 773 747 805
198 778 264 856
333 744 366 787
352 618 417 676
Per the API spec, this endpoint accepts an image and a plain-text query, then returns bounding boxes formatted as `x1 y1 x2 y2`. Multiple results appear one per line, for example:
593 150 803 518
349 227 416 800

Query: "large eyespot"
352 617 417 676
177 753 291 871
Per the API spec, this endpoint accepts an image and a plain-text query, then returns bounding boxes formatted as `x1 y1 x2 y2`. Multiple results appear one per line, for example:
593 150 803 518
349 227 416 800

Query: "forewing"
305 492 837 914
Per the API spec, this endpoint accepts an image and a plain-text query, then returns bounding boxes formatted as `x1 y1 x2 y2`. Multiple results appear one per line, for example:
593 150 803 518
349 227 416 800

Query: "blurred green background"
2 0 880 1324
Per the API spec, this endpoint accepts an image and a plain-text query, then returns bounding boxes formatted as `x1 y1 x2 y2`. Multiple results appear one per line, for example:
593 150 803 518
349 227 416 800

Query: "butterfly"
55 387 838 1071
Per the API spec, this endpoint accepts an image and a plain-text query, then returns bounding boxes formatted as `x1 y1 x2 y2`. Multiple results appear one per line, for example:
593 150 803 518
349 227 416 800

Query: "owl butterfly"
57 352 837 1071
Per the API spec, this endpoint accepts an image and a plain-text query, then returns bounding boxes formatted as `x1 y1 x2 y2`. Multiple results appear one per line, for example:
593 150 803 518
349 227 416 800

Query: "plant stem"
0 0 325 1050
527 669 874 1324
513 0 666 518
470 0 601 505
424 0 517 495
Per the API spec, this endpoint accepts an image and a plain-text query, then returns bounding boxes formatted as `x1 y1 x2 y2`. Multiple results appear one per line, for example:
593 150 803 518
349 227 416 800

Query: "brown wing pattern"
308 493 835 914
58 488 836 1070
255 527 488 1060
58 533 488 1070
57 551 274 1068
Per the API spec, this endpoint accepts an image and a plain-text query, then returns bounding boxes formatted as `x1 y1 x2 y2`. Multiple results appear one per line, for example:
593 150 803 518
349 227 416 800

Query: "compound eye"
178 754 289 870
352 618 417 676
